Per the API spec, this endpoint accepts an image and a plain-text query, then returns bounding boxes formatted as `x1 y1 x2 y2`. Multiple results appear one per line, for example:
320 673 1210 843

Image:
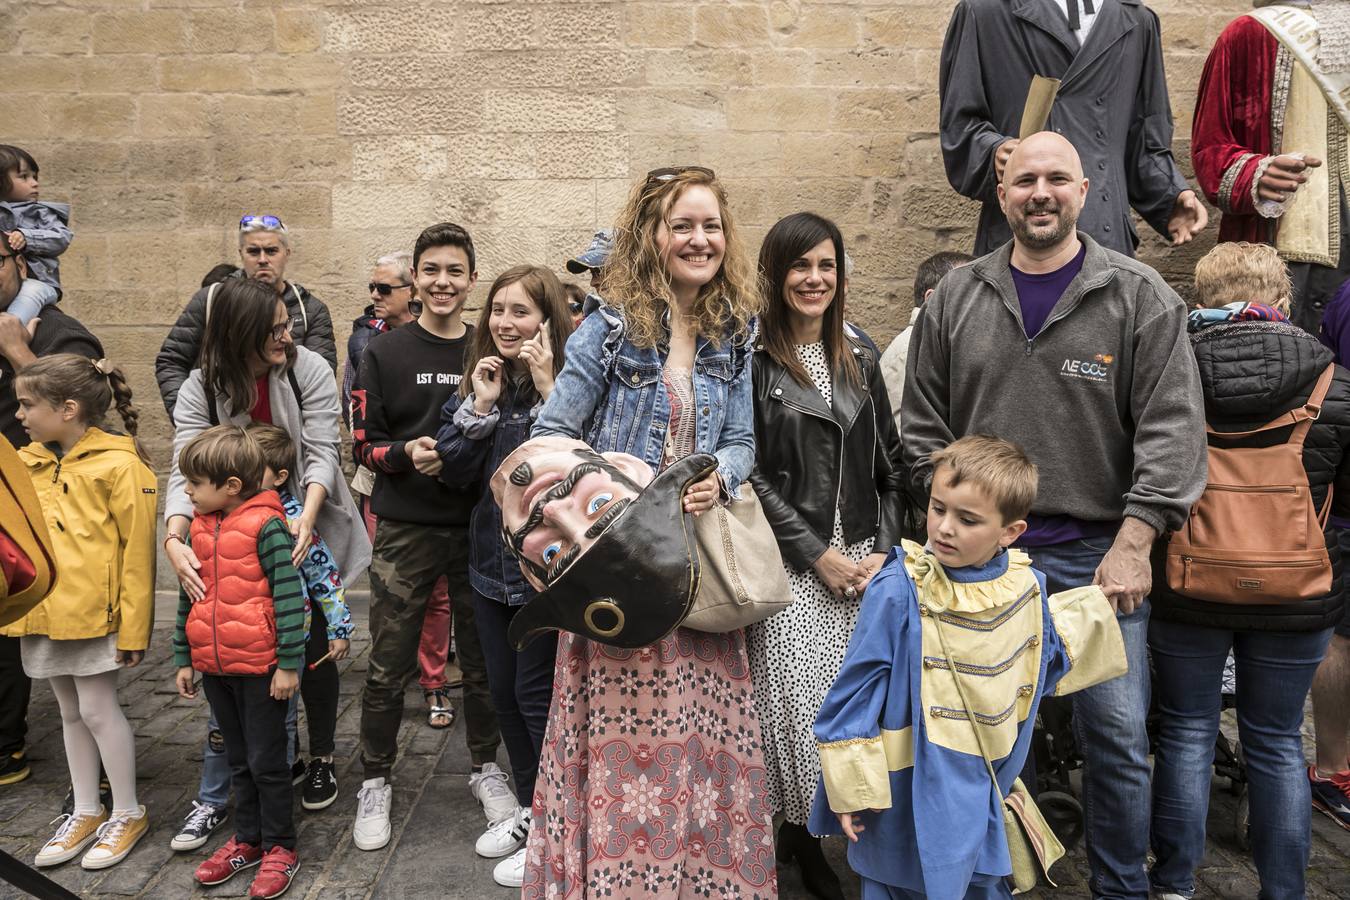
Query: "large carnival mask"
490 436 714 650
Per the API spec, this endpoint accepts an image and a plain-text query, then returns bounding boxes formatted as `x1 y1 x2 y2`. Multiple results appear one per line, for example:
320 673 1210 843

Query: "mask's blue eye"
586 492 613 515
542 542 562 564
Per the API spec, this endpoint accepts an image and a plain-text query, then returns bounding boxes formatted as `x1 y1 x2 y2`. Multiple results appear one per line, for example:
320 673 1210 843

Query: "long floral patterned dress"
523 366 779 899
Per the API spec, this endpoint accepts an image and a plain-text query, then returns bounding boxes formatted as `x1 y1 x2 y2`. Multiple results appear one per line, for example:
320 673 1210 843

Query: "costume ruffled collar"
901 539 1036 614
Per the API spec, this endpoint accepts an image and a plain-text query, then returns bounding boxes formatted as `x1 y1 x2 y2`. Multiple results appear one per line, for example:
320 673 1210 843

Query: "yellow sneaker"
34 807 108 867
80 805 149 870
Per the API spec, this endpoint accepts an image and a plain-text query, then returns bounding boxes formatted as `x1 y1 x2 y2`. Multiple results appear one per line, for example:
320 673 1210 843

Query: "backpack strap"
1204 364 1336 443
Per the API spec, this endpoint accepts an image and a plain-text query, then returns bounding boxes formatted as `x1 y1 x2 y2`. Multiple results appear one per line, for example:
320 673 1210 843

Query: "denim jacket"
533 304 756 496
435 379 539 606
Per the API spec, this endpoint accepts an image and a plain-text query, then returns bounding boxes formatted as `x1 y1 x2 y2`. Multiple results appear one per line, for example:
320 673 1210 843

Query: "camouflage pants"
361 519 499 779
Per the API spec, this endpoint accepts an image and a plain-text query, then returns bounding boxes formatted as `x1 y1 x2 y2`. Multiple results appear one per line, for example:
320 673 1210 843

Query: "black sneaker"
170 800 227 852
301 758 338 811
291 757 307 786
0 751 30 786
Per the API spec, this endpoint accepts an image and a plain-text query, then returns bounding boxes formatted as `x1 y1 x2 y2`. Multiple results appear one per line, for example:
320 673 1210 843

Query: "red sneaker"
248 846 299 899
194 836 262 886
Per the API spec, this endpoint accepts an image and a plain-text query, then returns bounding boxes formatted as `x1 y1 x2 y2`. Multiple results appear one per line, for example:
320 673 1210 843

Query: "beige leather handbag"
682 489 793 632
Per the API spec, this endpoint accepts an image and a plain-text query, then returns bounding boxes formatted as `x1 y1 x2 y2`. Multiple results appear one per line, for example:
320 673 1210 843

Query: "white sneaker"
475 806 529 858
493 846 526 888
353 777 392 851
467 762 516 825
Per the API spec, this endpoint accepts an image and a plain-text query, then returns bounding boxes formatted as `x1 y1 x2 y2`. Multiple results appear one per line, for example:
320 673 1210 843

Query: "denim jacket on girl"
435 378 539 606
532 304 756 497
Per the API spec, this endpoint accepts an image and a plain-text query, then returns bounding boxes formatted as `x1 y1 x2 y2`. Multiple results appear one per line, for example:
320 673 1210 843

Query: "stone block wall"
6 0 1250 467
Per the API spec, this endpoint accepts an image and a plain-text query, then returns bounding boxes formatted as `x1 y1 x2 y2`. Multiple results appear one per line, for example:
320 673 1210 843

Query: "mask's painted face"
492 438 654 590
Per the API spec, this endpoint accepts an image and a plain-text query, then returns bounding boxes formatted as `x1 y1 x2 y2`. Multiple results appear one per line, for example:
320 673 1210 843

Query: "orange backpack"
1166 364 1335 605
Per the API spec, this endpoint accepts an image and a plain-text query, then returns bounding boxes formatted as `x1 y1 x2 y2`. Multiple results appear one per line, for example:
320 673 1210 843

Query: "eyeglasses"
269 317 301 342
645 166 716 185
240 214 286 231
368 282 412 296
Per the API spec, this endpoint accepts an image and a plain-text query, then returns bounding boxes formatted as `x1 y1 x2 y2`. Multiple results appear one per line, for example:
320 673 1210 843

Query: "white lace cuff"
1251 153 1302 219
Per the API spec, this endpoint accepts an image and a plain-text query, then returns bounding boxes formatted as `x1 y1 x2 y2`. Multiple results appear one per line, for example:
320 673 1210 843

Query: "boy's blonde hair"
246 422 294 477
929 435 1038 524
179 425 266 495
1193 242 1292 312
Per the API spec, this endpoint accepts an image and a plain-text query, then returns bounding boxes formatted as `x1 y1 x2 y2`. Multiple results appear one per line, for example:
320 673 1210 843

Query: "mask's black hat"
505 452 716 650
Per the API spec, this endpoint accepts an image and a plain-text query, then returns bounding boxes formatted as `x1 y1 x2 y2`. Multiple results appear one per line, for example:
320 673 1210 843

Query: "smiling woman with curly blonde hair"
599 167 761 349
526 166 776 898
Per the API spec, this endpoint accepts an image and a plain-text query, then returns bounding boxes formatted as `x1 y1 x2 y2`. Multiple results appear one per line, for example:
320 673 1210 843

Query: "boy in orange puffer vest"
171 426 305 900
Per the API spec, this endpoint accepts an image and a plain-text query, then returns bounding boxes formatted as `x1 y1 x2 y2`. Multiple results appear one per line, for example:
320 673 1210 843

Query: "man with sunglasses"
154 215 337 416
0 233 103 789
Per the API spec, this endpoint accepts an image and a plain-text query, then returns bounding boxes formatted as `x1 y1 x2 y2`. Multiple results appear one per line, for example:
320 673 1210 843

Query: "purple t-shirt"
1009 244 1114 546
1010 243 1087 338
1322 279 1350 530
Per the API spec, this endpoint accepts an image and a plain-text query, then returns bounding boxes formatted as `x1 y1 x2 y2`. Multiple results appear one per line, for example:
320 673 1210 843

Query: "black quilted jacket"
1152 320 1350 632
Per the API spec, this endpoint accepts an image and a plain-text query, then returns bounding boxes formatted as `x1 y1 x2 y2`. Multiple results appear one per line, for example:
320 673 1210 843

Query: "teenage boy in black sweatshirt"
349 222 502 851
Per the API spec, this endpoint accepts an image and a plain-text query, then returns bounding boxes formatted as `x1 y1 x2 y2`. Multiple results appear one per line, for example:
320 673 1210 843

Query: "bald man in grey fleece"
903 132 1206 899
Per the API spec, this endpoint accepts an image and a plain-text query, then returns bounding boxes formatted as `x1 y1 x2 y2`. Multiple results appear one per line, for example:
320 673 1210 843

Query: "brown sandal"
425 690 456 730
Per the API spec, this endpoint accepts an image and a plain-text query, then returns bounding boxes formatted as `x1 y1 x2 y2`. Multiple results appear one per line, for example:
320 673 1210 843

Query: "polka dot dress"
746 341 875 826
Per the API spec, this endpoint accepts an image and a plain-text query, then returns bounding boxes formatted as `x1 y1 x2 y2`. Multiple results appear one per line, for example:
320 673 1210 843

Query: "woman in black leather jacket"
745 212 906 900
1150 244 1350 900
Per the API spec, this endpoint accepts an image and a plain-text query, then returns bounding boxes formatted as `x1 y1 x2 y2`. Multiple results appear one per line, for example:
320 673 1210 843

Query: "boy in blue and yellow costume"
808 435 1127 899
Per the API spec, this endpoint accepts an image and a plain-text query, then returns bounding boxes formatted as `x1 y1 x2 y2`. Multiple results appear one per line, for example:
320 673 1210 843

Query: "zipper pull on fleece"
1025 339 1034 356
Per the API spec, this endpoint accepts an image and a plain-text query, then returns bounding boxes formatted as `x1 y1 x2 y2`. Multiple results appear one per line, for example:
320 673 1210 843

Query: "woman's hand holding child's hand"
271 667 299 701
176 666 198 700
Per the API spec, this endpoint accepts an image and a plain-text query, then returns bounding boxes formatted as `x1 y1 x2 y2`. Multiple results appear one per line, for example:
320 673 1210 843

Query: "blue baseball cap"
566 229 614 274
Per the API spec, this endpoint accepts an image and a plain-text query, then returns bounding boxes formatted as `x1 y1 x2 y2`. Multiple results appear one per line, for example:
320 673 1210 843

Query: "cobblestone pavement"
0 593 1346 898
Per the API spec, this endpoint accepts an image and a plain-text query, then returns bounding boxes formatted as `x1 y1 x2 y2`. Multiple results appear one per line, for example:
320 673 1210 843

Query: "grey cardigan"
165 346 371 585
901 233 1207 535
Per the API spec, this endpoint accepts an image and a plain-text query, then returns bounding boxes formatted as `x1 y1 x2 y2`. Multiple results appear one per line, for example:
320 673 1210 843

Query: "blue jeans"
200 678 300 808
8 279 57 326
1023 537 1151 900
1149 619 1330 900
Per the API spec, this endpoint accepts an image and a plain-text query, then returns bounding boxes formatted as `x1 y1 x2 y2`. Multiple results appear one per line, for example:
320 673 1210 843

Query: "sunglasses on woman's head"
368 282 411 296
240 214 286 231
645 166 716 185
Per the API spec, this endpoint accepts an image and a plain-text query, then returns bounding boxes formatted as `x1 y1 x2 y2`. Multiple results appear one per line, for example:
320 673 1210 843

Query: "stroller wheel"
1233 787 1251 851
1038 790 1084 851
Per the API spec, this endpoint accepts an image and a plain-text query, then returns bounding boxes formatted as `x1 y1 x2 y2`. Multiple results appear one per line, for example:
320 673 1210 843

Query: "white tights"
48 670 138 816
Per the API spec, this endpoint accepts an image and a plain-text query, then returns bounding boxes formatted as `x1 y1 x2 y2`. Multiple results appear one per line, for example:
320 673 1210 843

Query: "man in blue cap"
565 230 613 320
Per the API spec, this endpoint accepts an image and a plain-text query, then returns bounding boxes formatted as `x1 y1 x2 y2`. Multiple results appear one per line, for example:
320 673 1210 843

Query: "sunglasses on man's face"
368 282 411 297
645 166 716 185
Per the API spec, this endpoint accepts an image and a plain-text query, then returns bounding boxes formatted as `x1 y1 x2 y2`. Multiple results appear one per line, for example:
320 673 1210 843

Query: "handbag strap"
930 605 1005 793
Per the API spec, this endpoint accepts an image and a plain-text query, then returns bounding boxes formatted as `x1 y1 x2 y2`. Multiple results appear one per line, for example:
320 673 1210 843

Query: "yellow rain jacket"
0 428 157 650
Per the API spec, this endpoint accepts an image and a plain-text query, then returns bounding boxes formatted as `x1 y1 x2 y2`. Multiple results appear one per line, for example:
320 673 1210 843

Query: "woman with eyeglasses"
526 167 774 898
161 277 370 853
